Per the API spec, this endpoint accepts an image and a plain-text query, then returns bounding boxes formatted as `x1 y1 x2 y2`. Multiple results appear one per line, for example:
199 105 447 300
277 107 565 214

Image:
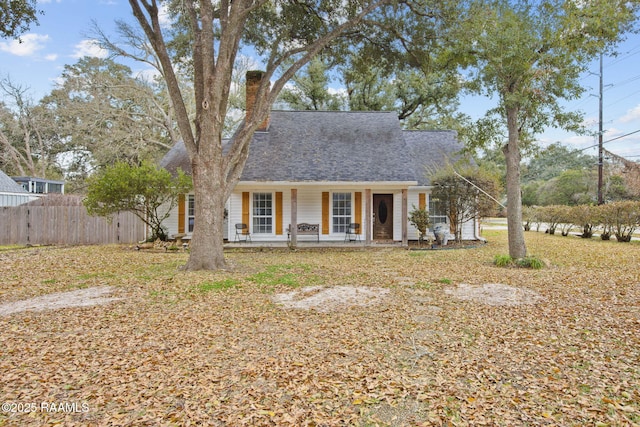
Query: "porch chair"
234 223 252 243
344 223 361 242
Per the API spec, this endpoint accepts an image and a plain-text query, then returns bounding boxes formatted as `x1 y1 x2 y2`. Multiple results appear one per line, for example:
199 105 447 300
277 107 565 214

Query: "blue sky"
1 0 639 160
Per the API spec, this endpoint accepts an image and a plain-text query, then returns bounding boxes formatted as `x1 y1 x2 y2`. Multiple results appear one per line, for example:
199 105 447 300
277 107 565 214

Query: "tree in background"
450 0 638 259
522 142 595 183
337 1 467 131
537 169 596 206
40 57 177 186
0 0 41 39
0 78 63 178
84 161 192 241
278 57 344 111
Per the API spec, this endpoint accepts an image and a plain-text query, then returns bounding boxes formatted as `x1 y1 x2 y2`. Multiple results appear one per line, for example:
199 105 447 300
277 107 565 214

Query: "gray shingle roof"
0 169 28 193
403 130 464 185
161 110 464 184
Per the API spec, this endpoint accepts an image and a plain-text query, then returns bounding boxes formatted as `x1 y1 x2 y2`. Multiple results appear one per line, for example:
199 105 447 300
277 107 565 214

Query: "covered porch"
229 184 413 248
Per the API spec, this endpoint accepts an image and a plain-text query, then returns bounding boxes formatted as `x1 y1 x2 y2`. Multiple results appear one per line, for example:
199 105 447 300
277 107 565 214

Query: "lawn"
0 231 638 426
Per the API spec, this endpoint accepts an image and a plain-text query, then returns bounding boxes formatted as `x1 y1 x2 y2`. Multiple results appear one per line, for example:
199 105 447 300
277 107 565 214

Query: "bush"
408 205 431 244
494 254 513 267
515 256 544 269
494 254 544 269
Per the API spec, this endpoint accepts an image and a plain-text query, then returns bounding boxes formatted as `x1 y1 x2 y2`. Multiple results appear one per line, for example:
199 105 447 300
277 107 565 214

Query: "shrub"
571 204 598 238
515 256 544 269
408 205 431 244
493 254 513 267
606 201 640 243
494 254 544 269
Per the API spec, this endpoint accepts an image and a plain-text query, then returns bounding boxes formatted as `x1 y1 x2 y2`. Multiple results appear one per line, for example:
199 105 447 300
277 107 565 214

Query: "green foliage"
408 205 431 242
522 143 596 184
277 57 344 111
0 0 41 39
537 169 596 206
493 254 513 267
454 0 637 151
515 256 544 270
494 254 544 269
196 279 240 293
247 264 317 292
84 161 192 240
333 1 467 131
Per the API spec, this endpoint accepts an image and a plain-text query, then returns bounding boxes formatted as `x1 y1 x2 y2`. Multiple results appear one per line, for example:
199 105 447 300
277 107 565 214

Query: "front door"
373 194 393 240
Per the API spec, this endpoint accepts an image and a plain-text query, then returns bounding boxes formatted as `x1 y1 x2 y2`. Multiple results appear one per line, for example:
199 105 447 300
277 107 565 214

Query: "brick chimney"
245 70 270 131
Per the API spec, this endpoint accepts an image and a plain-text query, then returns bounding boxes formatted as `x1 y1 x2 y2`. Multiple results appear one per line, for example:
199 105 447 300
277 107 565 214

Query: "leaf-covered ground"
0 231 638 426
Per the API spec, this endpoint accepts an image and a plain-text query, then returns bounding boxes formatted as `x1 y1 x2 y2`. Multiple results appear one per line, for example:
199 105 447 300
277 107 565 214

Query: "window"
429 197 447 225
332 192 351 233
48 183 63 194
188 195 195 232
253 192 272 234
34 181 45 193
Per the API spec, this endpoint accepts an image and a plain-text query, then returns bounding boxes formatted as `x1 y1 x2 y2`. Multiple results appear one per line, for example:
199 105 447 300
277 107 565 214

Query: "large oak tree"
127 0 391 270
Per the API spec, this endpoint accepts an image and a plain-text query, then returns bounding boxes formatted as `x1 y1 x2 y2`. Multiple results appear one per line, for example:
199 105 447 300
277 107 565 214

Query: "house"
12 176 65 195
160 76 481 246
0 169 37 207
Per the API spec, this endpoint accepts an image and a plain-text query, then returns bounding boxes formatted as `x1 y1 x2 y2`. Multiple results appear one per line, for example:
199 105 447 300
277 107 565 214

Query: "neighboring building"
0 169 37 206
12 176 65 195
159 74 481 245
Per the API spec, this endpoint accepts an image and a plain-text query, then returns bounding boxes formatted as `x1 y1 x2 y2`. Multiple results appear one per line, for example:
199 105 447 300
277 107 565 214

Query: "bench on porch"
287 223 320 242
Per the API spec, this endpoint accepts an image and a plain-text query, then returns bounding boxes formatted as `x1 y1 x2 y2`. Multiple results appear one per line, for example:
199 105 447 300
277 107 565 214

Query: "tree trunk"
503 107 527 259
183 156 227 270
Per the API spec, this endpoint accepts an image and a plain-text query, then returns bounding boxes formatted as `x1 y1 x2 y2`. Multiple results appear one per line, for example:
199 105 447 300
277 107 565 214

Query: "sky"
1 0 639 161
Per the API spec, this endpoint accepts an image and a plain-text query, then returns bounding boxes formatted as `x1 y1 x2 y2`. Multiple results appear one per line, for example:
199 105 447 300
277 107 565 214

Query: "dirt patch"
273 286 390 312
445 283 542 306
0 286 120 316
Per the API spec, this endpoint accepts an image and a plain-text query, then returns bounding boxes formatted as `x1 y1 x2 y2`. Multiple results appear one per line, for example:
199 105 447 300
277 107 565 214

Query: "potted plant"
409 206 431 247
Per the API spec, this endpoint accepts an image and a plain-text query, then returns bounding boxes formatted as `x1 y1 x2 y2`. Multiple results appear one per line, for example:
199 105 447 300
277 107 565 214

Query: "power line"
578 128 640 152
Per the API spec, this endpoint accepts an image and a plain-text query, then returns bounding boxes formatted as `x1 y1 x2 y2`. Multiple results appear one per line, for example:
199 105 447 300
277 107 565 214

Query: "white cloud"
619 105 640 123
72 39 108 59
158 2 172 28
44 53 58 61
0 33 49 56
134 67 161 82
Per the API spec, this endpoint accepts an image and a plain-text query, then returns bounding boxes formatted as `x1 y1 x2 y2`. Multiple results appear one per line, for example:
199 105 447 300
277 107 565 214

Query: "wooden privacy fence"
0 205 147 246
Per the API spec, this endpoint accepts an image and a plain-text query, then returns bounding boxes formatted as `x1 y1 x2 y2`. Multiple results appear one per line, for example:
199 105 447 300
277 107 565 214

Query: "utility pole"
597 53 604 205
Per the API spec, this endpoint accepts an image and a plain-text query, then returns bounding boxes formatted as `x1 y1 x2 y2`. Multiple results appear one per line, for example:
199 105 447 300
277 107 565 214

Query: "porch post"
290 188 298 248
365 189 372 246
402 188 408 247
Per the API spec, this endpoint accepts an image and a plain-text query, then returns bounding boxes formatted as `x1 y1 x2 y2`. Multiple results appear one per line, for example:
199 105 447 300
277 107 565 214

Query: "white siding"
0 192 36 207
162 183 480 244
162 202 180 237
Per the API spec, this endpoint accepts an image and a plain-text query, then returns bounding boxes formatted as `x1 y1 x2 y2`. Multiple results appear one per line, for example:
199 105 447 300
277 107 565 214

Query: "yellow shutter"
419 193 426 210
354 192 362 234
242 192 250 233
177 194 185 234
275 192 283 235
322 192 330 234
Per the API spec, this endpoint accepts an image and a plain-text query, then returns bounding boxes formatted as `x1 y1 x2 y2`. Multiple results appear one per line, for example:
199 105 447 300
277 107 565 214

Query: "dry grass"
0 231 638 426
